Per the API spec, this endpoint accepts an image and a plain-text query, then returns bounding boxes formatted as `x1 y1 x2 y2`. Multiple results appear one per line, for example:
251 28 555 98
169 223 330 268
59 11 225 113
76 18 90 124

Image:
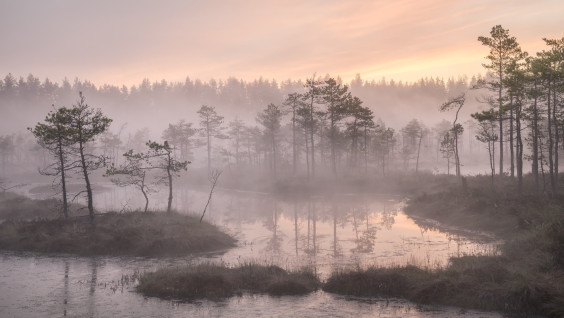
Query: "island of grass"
324 174 564 318
0 193 236 256
137 263 320 299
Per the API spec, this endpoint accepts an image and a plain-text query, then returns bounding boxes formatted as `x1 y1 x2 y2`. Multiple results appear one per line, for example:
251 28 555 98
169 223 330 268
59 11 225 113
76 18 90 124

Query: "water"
0 184 503 317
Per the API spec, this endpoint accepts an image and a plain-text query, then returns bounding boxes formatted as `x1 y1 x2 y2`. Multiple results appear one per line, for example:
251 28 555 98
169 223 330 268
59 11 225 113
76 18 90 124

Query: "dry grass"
324 256 560 317
137 262 320 300
376 173 564 317
0 211 236 256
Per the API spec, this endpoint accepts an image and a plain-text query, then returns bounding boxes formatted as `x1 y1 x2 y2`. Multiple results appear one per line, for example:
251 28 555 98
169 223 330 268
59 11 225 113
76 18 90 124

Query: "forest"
1 25 564 196
1 25 564 317
0 70 482 186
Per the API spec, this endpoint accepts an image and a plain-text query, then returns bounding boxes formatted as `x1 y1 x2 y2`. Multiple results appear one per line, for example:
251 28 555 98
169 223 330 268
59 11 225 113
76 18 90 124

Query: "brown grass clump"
323 256 561 317
0 211 236 256
137 263 320 300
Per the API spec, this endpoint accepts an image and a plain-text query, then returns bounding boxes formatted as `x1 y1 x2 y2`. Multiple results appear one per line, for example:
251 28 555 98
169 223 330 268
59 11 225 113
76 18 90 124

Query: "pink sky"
1 0 563 86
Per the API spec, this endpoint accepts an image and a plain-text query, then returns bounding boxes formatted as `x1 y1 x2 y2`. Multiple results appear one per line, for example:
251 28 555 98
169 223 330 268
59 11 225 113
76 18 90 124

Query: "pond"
0 184 503 317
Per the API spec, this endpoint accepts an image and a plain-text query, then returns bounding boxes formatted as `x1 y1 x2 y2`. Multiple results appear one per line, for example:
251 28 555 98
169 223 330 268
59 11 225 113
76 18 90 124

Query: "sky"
1 0 563 87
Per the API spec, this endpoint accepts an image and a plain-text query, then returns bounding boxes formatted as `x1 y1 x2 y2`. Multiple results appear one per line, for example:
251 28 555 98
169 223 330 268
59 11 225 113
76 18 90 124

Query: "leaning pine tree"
61 93 112 223
29 106 74 219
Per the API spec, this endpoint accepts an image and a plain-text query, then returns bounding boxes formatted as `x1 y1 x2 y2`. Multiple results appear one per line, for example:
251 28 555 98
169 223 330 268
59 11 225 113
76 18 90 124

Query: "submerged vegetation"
0 209 235 256
137 263 320 299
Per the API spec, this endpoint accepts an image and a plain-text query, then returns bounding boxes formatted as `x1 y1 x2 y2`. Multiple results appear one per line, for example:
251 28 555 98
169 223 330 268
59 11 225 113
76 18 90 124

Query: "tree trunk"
57 132 68 219
304 126 310 179
499 63 504 176
78 139 94 223
167 159 173 213
331 116 337 175
553 88 559 195
292 108 297 175
510 95 515 178
272 134 277 177
141 185 149 213
310 100 315 178
416 130 423 174
207 123 212 173
547 84 556 196
532 83 539 194
516 104 523 194
364 126 369 173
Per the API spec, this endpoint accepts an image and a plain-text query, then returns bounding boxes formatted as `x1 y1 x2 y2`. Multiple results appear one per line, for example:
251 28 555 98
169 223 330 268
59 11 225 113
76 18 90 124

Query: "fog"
1 2 563 315
0 72 501 184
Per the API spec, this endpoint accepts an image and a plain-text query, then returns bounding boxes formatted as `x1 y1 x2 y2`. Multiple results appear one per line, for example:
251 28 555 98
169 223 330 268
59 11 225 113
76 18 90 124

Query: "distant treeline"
0 72 477 115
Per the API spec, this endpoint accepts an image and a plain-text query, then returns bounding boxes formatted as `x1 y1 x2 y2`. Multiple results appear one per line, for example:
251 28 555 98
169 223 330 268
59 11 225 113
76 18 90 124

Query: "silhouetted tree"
146 140 188 213
401 119 424 171
478 25 523 175
62 93 112 222
162 120 197 161
29 107 74 219
105 149 155 213
440 93 465 177
321 78 350 175
302 75 323 177
257 103 283 176
473 110 499 189
197 105 225 173
227 119 246 168
283 93 304 175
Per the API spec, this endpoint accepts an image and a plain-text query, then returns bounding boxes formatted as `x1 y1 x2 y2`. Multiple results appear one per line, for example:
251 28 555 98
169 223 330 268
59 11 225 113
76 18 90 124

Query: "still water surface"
0 185 503 317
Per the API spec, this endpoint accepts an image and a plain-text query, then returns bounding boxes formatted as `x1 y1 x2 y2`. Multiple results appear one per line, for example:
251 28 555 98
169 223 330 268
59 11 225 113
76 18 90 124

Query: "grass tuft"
137 263 320 300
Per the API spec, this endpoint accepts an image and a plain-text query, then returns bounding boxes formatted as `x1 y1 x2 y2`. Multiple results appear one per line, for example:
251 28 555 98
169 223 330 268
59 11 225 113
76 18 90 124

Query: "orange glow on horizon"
3 1 562 88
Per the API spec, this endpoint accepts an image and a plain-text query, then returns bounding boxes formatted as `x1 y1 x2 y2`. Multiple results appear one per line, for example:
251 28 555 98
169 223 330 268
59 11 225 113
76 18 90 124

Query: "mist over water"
2 184 501 317
0 74 509 317
2 0 564 314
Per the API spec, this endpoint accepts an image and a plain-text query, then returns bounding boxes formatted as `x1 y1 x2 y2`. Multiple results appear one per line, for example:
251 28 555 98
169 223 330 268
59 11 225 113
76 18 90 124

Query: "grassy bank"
323 174 564 317
137 263 320 299
324 256 560 317
0 211 236 256
404 175 560 237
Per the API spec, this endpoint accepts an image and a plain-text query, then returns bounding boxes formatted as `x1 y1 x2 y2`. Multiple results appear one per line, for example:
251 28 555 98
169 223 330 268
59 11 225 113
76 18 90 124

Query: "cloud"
1 0 562 86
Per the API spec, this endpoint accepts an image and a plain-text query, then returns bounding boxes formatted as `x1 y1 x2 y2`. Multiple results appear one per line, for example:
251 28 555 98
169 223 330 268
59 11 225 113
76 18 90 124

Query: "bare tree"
105 150 155 213
200 169 222 223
